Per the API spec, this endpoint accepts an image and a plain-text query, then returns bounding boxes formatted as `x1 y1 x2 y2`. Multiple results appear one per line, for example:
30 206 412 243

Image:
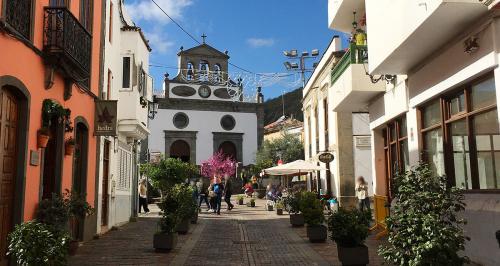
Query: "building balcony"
365 0 488 75
43 7 91 82
330 44 385 112
328 0 365 32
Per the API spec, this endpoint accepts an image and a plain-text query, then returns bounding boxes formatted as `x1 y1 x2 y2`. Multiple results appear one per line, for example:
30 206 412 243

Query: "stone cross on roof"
201 33 207 44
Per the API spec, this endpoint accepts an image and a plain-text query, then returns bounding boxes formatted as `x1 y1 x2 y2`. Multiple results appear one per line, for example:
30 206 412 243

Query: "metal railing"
43 7 91 77
330 44 368 85
5 0 33 39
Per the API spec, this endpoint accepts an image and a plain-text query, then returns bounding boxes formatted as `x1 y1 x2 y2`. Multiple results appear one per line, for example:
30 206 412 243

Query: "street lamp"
283 48 320 88
148 95 159 119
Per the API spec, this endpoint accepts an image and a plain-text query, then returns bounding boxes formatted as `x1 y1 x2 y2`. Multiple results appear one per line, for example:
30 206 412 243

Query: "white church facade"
148 42 264 166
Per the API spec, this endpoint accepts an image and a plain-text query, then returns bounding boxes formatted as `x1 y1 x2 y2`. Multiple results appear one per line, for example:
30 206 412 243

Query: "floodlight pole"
283 50 319 89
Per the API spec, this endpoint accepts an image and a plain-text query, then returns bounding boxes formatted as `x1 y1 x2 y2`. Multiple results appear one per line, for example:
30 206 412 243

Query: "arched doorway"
0 80 29 266
71 120 89 241
219 141 237 160
170 140 191 163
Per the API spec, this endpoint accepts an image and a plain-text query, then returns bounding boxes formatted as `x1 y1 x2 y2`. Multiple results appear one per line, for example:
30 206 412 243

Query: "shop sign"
94 100 117 136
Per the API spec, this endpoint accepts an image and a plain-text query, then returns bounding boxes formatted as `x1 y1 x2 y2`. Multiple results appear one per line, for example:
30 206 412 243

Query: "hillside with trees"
263 87 303 125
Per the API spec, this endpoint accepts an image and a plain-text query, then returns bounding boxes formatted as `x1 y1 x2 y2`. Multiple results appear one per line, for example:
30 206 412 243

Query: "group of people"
195 175 234 215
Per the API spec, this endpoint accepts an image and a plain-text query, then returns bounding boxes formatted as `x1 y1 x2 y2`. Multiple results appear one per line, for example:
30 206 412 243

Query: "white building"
96 0 153 233
303 34 379 205
148 42 264 167
330 0 500 264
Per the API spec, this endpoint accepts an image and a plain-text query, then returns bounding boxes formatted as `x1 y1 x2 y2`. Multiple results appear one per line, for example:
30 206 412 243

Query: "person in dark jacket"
211 176 224 215
197 178 210 212
224 176 234 210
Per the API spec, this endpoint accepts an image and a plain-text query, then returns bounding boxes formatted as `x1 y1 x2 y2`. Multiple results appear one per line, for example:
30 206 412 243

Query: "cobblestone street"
69 198 384 266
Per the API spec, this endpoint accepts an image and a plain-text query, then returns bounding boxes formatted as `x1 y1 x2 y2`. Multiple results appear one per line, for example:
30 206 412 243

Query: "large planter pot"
247 201 255 207
153 232 178 252
176 218 190 234
254 189 266 199
68 240 79 256
289 213 304 227
306 225 327 243
238 198 244 205
337 244 369 266
267 205 273 211
37 134 50 148
276 208 283 215
190 212 198 224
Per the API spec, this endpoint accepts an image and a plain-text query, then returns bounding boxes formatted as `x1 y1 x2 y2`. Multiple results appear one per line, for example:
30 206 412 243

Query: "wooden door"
101 141 110 227
0 89 18 266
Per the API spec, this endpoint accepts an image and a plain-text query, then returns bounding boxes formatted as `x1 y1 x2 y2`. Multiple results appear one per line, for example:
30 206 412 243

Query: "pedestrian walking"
211 176 224 215
197 178 210 212
355 176 370 212
138 178 150 213
224 175 234 210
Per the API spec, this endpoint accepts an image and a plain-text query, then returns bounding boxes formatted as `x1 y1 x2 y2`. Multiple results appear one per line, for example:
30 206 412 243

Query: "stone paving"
69 197 385 266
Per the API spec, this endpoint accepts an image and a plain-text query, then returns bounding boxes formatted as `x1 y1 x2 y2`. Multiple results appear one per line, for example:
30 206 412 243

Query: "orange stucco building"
0 0 104 263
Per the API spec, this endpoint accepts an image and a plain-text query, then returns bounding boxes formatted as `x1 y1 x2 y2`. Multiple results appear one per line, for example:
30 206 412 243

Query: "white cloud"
126 0 193 24
247 38 275 48
145 31 174 54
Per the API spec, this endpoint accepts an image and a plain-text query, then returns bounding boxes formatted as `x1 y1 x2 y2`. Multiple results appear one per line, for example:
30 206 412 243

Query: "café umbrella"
263 159 326 176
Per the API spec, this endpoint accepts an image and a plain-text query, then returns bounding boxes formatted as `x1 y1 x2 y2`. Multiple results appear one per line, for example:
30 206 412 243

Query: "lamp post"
148 95 159 119
283 49 320 88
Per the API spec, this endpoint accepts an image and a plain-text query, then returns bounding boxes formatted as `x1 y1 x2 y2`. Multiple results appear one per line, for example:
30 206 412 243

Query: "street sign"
318 152 334 163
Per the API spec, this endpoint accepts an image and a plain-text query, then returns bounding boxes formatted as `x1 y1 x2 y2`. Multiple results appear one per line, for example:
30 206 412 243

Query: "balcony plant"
64 137 76 156
378 163 469 266
275 200 284 215
329 207 371 265
237 195 244 205
7 221 70 266
283 192 304 227
300 191 326 242
37 127 50 148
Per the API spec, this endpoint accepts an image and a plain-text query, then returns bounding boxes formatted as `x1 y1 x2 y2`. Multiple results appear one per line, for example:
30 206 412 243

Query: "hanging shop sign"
318 152 334 164
94 100 117 136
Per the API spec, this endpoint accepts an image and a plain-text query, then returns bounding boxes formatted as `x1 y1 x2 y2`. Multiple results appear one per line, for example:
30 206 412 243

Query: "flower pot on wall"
153 232 178 252
306 225 327 243
37 131 50 148
65 144 75 156
290 213 304 227
337 244 369 266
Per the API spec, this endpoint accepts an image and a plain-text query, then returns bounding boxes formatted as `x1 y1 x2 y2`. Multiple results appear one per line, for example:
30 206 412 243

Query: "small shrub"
283 191 302 214
379 163 469 265
275 200 284 209
36 194 70 231
237 195 244 201
8 221 70 266
299 191 324 226
64 189 94 218
328 207 370 247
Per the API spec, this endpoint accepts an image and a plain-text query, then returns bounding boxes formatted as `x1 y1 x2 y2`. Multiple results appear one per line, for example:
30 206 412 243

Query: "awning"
263 160 326 176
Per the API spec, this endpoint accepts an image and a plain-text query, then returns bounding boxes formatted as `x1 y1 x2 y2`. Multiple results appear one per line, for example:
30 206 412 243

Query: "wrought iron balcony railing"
4 0 33 40
330 44 368 85
43 7 91 80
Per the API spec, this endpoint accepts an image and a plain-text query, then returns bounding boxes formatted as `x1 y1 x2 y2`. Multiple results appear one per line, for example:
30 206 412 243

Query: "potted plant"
65 137 76 156
275 200 284 215
175 184 196 235
154 187 180 252
8 221 70 265
64 190 94 255
284 193 304 227
249 198 255 207
266 201 274 211
300 192 327 243
379 164 469 265
329 208 371 265
237 195 244 205
37 127 50 148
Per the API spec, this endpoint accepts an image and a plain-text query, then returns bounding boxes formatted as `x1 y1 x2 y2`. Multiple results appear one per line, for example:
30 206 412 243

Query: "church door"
170 140 191 163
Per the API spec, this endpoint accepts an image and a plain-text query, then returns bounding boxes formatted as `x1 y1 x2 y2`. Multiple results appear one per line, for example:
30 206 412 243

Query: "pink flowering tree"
200 150 236 179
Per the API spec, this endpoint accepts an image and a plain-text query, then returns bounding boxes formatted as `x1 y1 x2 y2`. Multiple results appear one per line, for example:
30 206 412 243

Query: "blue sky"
126 0 347 100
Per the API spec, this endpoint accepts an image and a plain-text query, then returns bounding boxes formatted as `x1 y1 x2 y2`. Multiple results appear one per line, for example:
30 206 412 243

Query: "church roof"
178 43 230 59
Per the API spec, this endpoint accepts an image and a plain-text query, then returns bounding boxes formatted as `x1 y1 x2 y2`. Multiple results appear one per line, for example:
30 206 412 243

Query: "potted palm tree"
37 127 50 148
300 192 327 243
328 208 371 265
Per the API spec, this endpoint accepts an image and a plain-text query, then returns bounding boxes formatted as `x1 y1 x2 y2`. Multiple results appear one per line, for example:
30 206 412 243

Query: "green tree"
141 157 197 194
379 163 469 265
253 132 304 174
